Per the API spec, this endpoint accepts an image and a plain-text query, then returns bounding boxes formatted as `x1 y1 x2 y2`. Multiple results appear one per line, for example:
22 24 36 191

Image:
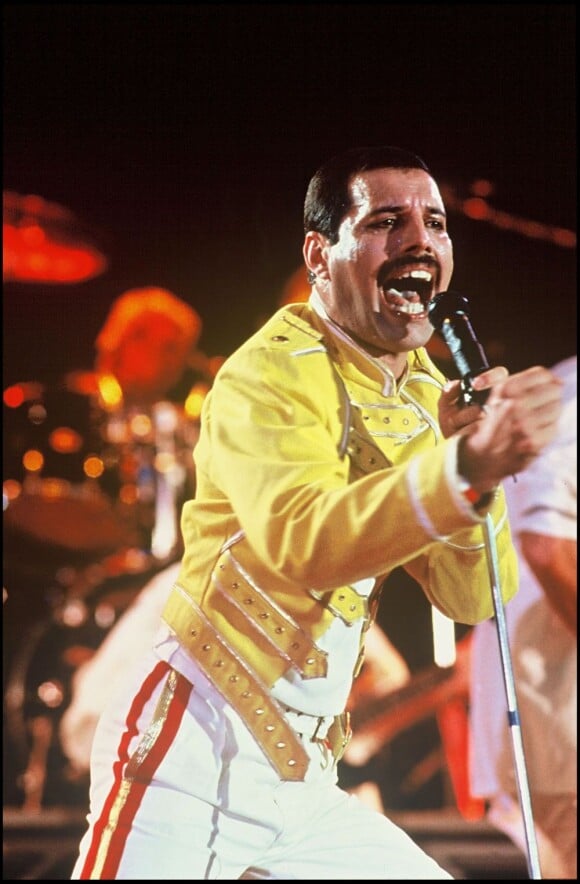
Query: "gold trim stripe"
85 664 189 878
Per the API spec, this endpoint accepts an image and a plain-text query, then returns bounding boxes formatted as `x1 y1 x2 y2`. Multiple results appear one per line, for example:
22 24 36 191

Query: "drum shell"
3 561 166 809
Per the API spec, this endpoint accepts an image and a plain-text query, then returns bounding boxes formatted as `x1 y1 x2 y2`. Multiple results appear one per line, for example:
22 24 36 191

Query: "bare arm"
520 531 577 635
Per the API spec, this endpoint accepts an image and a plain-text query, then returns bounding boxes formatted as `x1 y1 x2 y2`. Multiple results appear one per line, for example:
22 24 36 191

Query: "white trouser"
71 650 453 880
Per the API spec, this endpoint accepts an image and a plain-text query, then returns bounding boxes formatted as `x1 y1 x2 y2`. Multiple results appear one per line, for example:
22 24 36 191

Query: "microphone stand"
482 511 542 879
429 291 542 877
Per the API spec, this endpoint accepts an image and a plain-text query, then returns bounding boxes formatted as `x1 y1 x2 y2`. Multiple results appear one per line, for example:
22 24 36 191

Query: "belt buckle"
310 715 327 743
325 712 352 762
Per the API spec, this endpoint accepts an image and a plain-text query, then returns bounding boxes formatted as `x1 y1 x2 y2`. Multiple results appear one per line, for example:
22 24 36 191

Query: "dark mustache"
378 256 439 286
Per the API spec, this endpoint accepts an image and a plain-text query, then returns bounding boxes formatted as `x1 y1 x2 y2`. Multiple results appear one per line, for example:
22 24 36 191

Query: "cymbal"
3 190 108 285
3 493 141 555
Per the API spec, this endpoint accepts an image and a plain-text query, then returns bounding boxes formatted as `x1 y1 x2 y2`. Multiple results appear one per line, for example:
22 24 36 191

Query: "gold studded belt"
163 587 351 780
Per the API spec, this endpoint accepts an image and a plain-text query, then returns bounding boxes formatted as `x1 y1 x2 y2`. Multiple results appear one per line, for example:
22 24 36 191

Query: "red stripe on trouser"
79 661 191 879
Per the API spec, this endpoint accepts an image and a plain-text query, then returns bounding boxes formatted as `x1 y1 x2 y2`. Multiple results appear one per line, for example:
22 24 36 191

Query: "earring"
307 270 316 284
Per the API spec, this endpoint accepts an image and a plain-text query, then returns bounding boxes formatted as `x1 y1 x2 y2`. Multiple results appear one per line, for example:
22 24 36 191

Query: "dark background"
2 1 577 828
4 3 577 383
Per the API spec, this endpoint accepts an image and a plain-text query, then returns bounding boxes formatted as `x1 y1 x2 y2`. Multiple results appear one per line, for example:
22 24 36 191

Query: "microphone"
428 291 490 406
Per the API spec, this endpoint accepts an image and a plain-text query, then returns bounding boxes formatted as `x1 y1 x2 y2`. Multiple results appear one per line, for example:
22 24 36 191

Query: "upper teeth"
395 270 432 281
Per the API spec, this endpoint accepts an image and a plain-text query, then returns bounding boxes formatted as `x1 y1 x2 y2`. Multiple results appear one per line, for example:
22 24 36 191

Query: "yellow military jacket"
162 299 517 779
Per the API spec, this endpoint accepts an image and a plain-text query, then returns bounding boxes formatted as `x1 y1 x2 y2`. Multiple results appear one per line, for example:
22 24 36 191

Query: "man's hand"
454 365 563 494
438 366 508 438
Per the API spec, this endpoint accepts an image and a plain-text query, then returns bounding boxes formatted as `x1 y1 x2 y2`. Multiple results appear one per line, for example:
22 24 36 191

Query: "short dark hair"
303 146 431 243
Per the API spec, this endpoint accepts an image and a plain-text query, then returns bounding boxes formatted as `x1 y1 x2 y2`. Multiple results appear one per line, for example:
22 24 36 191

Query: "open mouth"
381 269 434 318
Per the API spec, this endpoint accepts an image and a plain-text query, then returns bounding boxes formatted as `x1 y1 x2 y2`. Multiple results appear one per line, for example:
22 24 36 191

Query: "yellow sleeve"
196 343 517 625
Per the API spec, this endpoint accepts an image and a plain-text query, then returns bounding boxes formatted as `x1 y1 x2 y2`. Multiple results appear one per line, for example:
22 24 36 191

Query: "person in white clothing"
469 354 577 879
59 562 182 774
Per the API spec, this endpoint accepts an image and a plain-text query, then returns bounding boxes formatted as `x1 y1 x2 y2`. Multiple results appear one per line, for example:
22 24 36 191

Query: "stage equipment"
3 190 108 284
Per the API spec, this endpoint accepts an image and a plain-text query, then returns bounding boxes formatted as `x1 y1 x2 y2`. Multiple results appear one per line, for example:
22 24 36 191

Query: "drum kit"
3 192 200 809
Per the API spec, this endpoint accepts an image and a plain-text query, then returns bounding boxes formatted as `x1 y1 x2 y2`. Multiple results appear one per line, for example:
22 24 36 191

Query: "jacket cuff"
406 436 496 540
